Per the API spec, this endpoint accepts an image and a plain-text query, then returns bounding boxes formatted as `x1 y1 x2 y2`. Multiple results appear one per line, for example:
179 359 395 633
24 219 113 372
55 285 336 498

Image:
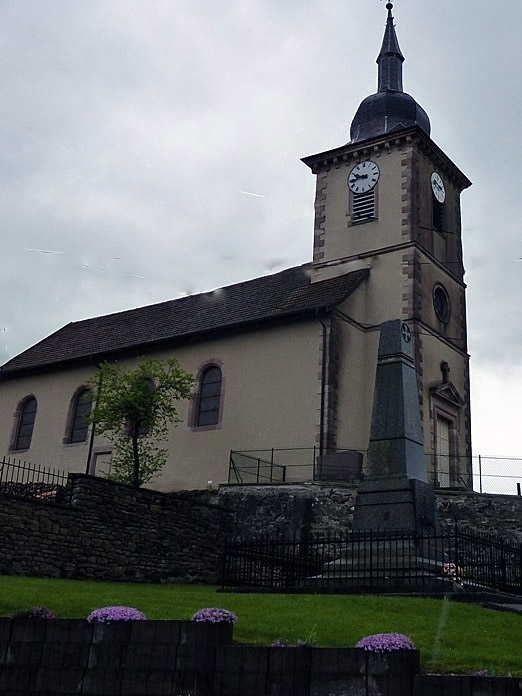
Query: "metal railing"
228 449 522 495
222 527 522 595
229 451 286 484
228 448 364 485
0 456 69 504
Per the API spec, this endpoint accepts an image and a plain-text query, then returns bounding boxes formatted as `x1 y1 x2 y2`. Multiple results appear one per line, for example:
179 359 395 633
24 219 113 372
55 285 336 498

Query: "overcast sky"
1 1 521 469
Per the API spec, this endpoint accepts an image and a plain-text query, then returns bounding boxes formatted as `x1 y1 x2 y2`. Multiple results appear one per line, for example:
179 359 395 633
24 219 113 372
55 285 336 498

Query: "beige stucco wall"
0 320 324 491
315 147 406 276
334 309 379 458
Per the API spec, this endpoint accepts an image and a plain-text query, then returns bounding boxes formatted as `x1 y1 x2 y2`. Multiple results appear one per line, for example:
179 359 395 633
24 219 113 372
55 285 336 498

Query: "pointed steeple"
349 3 430 143
377 3 404 93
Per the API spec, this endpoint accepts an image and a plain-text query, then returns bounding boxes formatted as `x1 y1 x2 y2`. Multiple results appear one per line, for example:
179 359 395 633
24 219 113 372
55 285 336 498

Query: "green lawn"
1 575 520 676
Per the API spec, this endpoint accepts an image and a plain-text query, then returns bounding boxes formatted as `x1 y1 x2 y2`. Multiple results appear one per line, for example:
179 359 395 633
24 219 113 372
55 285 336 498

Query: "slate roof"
0 264 369 377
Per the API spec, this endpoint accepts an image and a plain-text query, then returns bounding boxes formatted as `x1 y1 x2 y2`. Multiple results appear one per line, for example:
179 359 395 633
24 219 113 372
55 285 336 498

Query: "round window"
433 285 451 323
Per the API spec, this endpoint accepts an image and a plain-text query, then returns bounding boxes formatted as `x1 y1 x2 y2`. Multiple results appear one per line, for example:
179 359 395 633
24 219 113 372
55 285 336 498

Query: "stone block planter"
0 618 519 695
0 617 234 695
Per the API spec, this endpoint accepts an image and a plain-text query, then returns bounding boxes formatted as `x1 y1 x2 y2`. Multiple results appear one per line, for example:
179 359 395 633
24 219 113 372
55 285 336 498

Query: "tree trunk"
131 426 140 488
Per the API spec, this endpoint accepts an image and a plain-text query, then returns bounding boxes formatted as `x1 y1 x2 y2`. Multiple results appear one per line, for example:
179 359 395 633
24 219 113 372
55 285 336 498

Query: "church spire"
349 2 430 143
377 3 404 93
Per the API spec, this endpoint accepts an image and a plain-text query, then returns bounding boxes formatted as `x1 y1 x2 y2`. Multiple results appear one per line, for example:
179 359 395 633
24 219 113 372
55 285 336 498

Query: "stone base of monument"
306 473 448 592
309 537 449 591
351 475 439 536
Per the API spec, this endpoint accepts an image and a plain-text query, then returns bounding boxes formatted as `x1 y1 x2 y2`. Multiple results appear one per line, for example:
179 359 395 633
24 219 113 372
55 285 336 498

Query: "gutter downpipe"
316 309 330 458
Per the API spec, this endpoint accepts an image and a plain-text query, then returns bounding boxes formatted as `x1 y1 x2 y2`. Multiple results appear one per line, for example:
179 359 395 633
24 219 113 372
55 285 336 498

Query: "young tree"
88 357 193 487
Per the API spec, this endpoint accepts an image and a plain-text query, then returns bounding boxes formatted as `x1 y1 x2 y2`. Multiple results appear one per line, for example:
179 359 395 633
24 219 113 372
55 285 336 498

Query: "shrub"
356 632 416 652
10 606 55 619
191 608 237 624
86 606 146 623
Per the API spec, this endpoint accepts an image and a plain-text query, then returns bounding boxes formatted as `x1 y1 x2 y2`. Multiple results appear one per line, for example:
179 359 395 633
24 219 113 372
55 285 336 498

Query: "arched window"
68 388 93 443
13 397 37 451
196 366 223 427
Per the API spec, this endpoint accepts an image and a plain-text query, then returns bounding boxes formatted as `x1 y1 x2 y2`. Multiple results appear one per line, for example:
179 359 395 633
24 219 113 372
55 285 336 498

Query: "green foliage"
0 576 520 676
88 358 193 487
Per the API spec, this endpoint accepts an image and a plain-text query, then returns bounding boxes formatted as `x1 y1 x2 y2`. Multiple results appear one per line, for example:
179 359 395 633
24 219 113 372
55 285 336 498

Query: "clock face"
431 171 446 203
348 160 380 194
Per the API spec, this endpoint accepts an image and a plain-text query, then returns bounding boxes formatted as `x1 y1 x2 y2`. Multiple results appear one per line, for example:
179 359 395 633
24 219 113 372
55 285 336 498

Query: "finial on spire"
377 0 404 93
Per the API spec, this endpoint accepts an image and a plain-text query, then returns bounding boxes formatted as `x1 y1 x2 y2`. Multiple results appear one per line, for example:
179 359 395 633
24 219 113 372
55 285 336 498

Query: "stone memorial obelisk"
352 319 439 534
313 320 443 589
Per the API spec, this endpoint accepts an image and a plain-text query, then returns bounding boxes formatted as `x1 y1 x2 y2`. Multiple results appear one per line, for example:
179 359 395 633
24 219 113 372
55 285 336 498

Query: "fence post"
478 455 483 494
500 539 507 592
454 523 460 584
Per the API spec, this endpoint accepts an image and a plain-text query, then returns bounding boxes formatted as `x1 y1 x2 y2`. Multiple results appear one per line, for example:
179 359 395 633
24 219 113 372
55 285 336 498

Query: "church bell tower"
302 3 472 488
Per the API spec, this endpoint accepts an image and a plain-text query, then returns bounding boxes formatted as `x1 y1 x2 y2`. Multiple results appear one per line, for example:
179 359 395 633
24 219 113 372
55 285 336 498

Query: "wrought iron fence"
228 449 522 495
222 527 522 595
0 456 69 504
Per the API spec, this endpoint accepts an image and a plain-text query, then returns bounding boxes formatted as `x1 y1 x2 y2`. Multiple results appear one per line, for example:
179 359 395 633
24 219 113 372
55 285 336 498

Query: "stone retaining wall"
0 475 233 583
182 485 522 543
0 478 520 585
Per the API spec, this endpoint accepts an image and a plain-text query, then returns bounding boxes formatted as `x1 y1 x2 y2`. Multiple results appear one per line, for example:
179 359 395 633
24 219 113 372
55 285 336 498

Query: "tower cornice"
301 126 472 192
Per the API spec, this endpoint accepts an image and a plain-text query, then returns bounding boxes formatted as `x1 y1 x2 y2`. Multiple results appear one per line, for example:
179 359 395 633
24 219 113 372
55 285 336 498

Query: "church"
0 4 472 492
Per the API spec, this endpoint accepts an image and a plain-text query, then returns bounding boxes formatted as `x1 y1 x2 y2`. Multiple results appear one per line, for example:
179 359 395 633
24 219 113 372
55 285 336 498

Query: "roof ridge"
67 263 312 328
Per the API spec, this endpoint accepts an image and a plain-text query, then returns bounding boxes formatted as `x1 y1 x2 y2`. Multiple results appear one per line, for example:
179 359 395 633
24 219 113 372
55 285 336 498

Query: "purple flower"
12 606 55 619
191 608 237 624
473 669 491 676
87 606 147 623
356 632 416 652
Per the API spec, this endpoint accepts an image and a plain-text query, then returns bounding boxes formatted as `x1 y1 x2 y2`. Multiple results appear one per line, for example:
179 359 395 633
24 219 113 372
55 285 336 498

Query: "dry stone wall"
0 475 233 583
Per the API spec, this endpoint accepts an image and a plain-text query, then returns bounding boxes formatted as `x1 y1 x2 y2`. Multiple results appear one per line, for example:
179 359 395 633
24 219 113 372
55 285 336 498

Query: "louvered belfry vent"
352 189 376 222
